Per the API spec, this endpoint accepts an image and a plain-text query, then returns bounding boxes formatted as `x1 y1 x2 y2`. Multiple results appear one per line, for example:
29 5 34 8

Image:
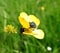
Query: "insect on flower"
18 12 44 39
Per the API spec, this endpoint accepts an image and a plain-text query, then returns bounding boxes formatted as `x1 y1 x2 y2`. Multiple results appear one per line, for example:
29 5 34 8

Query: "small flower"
47 46 52 51
18 12 44 39
4 25 17 33
41 6 45 11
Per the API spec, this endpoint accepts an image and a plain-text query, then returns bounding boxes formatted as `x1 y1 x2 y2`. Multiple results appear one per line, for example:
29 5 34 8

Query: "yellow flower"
41 6 45 11
18 12 44 39
4 25 17 33
18 12 40 28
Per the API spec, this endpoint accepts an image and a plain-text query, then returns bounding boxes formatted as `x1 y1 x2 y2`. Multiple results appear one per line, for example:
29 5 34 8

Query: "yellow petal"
18 12 30 28
20 12 30 22
23 32 33 35
23 28 34 35
33 29 44 39
29 15 40 27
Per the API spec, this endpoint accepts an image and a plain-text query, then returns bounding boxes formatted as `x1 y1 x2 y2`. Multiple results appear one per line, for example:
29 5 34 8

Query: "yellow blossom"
18 12 40 28
4 25 17 33
18 12 44 39
41 6 45 11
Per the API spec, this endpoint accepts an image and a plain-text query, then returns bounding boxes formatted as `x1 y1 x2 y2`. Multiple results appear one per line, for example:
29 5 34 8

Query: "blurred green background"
0 0 60 53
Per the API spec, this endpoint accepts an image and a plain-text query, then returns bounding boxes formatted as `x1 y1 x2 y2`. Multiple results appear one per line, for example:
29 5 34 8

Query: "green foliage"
0 0 60 53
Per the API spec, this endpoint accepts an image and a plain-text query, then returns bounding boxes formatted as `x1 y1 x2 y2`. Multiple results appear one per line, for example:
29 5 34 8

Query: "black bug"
20 28 25 33
30 22 36 28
